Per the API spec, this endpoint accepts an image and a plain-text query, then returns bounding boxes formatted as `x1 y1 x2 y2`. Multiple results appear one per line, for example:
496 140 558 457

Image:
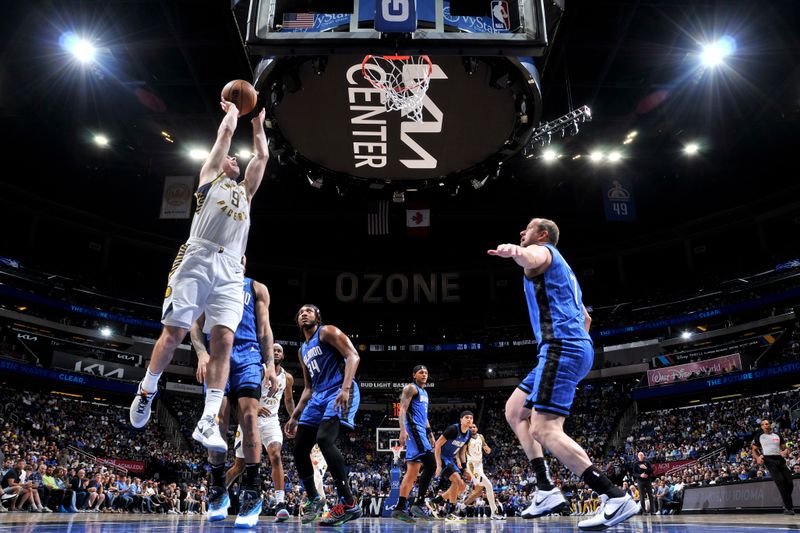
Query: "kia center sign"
264 55 540 184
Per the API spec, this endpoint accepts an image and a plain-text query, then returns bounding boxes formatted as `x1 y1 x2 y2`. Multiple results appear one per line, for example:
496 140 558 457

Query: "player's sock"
532 457 555 491
275 490 285 503
242 463 260 491
397 497 407 511
210 463 226 487
433 495 445 505
581 466 624 498
202 389 224 420
141 369 161 393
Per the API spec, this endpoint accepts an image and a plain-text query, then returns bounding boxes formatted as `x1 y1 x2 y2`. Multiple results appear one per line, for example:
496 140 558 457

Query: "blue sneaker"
234 490 262 529
207 486 230 522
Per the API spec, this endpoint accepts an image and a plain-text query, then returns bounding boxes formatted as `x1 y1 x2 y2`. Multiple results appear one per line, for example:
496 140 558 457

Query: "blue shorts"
299 382 360 429
441 456 461 479
405 424 432 462
517 339 593 417
227 342 262 398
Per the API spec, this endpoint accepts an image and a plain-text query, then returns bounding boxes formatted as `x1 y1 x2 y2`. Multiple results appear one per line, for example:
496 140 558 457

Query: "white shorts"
467 462 488 485
234 416 283 459
161 237 244 333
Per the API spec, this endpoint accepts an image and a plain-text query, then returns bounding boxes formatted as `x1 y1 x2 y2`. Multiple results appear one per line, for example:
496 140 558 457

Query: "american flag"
367 201 390 236
282 13 315 29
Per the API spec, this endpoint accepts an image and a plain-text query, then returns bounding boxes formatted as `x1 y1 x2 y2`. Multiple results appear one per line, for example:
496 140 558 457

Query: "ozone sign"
272 55 521 180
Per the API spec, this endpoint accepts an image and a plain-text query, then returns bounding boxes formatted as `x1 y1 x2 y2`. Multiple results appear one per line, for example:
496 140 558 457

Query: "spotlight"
681 331 692 340
188 148 209 160
543 149 557 162
238 149 252 159
684 143 700 155
626 130 638 139
62 33 96 63
93 134 109 147
700 37 735 68
607 151 622 163
589 151 604 163
392 190 405 203
99 326 112 338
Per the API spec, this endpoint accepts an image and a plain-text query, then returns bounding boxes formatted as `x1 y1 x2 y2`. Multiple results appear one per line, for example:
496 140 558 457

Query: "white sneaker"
192 415 227 453
521 487 567 518
490 513 506 520
578 494 639 531
130 382 157 428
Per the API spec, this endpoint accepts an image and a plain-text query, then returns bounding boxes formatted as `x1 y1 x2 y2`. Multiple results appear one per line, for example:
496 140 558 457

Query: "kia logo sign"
272 55 522 180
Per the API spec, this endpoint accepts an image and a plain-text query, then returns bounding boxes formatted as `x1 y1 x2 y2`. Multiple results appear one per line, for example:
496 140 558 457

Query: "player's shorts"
467 462 488 484
161 237 244 333
226 342 262 399
234 416 283 459
441 456 461 479
517 339 593 417
298 382 360 429
405 425 433 462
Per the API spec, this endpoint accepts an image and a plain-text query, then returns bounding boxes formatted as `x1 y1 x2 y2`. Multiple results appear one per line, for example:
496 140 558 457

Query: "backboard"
245 0 563 56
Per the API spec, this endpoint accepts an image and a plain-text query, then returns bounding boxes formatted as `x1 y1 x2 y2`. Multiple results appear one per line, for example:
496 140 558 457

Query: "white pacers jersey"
190 174 250 258
259 365 286 421
467 435 484 466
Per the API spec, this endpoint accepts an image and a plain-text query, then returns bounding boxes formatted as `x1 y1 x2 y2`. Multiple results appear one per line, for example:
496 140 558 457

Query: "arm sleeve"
442 425 458 440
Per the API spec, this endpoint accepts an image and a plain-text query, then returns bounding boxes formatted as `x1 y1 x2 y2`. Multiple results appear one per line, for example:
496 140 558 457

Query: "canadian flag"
406 204 430 236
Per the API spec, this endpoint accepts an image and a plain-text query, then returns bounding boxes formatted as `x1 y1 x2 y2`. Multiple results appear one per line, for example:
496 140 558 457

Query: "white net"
362 55 433 122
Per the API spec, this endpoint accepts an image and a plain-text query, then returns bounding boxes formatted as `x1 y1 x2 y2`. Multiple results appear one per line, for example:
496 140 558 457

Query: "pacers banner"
603 177 637 222
160 176 194 219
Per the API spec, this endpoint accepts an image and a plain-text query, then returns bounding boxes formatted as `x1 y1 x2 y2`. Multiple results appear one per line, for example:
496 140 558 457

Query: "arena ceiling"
1 0 798 301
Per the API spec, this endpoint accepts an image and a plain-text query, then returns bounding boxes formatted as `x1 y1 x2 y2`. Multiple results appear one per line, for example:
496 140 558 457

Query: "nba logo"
491 0 510 31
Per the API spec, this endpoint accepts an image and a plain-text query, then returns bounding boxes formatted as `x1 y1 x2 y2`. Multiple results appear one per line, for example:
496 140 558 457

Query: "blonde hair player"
129 97 278 452
464 423 504 520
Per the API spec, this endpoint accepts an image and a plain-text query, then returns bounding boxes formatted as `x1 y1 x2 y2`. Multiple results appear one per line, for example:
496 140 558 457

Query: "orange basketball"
221 79 257 116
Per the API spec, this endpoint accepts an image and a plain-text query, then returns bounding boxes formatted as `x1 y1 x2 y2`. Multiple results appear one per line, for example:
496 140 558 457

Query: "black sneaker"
319 501 362 526
409 504 435 521
274 501 290 522
391 508 416 523
301 496 325 524
784 509 796 516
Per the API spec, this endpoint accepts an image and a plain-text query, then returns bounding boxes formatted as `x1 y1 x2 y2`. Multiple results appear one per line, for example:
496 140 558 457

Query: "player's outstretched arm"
199 98 239 186
487 243 551 271
253 281 278 394
243 109 268 200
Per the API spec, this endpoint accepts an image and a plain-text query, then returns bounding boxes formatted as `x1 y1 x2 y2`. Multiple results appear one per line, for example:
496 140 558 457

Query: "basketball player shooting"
129 96 277 457
489 217 638 530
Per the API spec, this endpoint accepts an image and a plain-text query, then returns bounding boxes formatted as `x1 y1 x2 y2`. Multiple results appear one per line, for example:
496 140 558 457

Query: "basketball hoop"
362 55 433 122
390 444 404 464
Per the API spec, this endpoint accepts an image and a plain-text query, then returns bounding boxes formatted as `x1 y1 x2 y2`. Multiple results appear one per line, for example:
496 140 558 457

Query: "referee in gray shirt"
751 419 796 515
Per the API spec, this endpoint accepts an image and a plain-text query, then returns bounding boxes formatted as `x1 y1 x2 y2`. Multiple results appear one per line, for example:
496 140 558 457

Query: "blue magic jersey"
405 384 429 435
441 424 471 459
301 325 346 392
523 244 592 345
235 278 257 345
